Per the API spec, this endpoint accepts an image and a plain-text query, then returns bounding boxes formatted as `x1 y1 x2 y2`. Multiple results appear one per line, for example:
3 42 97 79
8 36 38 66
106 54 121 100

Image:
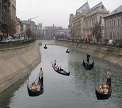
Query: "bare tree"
8 19 16 37
92 17 102 43
26 29 32 37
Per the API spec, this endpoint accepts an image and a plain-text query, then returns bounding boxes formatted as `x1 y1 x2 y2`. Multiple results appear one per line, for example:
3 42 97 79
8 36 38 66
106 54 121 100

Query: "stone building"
104 5 122 41
68 2 109 41
16 17 23 38
9 0 16 22
0 0 10 40
21 20 37 39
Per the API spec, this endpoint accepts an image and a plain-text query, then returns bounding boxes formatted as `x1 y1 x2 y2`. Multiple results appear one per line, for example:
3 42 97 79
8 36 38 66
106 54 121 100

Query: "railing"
0 39 36 48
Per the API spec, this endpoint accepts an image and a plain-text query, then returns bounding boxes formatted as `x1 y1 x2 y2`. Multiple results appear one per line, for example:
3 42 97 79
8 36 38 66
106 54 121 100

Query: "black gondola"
66 49 69 53
27 76 43 97
96 78 112 100
52 63 70 76
44 45 47 49
82 60 94 70
95 89 112 100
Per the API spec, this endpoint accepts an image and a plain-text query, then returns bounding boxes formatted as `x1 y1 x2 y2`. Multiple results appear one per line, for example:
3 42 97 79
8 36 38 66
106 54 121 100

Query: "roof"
76 2 90 14
105 5 122 18
87 2 107 16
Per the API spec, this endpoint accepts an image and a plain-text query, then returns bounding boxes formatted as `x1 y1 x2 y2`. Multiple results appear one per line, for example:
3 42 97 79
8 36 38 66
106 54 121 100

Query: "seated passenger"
37 83 41 91
31 82 37 90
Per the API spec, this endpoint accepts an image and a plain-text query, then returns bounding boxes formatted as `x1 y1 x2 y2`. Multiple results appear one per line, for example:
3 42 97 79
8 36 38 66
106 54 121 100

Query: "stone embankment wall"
0 41 41 92
56 41 122 67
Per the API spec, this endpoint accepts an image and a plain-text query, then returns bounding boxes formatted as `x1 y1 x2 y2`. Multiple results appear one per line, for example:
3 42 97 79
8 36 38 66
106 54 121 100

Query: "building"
16 17 23 38
37 23 43 39
9 0 16 21
43 25 68 40
21 20 37 39
68 2 109 42
0 0 10 40
104 5 122 41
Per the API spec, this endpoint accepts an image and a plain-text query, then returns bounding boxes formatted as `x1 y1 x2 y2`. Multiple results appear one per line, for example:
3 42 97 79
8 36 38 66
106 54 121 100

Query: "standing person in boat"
87 53 90 63
106 69 111 90
66 49 69 52
54 60 56 67
39 67 43 86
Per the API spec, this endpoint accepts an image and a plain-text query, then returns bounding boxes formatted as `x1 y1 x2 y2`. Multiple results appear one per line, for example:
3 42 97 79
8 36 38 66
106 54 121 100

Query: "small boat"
66 49 69 53
82 60 94 70
27 76 43 97
52 63 70 76
96 78 112 100
95 89 112 100
44 45 47 49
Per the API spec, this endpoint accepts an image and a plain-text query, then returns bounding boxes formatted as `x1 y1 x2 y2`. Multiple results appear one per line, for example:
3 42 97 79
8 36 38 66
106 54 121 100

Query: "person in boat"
55 65 59 71
99 85 104 93
31 82 37 91
44 45 47 48
66 49 69 52
103 85 109 94
39 67 43 86
87 53 90 63
106 69 111 90
37 82 41 91
54 60 56 67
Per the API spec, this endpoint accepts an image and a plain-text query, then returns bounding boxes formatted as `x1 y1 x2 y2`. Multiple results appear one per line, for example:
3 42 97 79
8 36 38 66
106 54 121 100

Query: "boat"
44 45 47 49
95 89 112 100
96 78 112 100
66 49 69 53
27 76 43 97
52 63 70 76
82 60 94 70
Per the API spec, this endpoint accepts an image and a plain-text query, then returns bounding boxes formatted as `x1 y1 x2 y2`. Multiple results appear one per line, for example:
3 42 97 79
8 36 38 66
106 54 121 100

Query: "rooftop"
105 5 122 17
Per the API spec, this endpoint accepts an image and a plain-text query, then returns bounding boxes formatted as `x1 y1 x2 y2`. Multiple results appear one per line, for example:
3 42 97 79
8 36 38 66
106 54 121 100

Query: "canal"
0 41 122 108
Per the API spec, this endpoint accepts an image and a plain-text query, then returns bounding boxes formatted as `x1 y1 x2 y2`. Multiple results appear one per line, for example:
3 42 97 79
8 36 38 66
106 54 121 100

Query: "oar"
30 74 41 88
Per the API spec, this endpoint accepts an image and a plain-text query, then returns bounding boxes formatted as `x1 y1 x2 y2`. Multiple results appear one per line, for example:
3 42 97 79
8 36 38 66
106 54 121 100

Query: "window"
114 20 115 27
110 21 111 27
118 19 119 26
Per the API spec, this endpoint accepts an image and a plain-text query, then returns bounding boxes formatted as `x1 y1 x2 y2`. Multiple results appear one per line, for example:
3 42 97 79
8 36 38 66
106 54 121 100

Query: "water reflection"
0 75 28 108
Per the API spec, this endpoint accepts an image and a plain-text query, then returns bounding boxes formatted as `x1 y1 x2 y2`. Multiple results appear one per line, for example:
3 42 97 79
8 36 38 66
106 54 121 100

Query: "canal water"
0 41 122 108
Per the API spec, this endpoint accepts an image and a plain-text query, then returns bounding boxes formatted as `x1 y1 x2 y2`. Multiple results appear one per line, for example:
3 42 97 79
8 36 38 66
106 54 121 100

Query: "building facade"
104 5 122 41
16 17 23 38
9 0 16 21
68 2 109 42
0 0 10 40
21 20 37 39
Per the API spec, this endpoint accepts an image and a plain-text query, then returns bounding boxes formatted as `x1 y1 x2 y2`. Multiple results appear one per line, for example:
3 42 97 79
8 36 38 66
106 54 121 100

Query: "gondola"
44 45 47 49
52 63 70 76
27 76 43 97
95 89 112 100
96 78 112 100
66 49 69 53
82 60 94 70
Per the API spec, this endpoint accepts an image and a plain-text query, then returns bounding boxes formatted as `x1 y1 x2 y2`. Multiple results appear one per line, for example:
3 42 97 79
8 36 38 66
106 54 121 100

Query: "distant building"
16 17 23 38
68 2 109 41
43 25 68 40
37 23 43 39
21 20 37 39
104 5 122 41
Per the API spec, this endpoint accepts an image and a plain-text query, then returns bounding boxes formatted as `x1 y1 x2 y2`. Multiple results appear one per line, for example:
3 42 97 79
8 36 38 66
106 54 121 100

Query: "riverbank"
56 40 122 67
0 40 41 92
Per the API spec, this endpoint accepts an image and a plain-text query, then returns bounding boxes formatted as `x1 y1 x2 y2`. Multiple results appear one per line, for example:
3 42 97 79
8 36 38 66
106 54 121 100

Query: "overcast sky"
16 0 122 28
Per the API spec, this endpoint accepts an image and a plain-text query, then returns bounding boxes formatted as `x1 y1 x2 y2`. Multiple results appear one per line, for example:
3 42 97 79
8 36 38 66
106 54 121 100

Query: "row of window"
106 32 121 40
106 18 121 27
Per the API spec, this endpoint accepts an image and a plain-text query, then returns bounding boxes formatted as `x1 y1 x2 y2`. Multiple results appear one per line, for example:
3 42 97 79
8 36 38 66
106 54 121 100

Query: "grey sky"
16 0 122 28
